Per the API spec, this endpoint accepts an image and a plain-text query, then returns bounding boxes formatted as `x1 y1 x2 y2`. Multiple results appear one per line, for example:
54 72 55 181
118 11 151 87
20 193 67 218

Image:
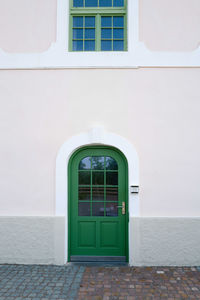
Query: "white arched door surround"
56 127 139 263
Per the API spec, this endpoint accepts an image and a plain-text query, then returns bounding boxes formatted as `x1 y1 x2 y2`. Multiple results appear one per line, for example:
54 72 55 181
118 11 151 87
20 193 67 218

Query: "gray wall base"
0 217 65 265
131 217 200 266
0 216 200 266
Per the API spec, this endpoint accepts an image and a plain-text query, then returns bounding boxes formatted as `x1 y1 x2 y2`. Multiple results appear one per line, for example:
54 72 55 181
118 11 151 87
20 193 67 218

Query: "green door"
68 146 128 262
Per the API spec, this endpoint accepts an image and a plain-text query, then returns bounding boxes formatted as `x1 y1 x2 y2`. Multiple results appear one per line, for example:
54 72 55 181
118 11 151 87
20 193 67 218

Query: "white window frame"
0 0 200 69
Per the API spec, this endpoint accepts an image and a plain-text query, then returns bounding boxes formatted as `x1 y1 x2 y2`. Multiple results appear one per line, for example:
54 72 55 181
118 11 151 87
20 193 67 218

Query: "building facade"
0 0 200 265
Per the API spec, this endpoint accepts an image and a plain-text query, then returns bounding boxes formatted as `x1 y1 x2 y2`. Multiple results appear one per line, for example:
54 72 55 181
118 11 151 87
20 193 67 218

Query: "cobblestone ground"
0 265 200 300
0 264 85 300
78 266 200 300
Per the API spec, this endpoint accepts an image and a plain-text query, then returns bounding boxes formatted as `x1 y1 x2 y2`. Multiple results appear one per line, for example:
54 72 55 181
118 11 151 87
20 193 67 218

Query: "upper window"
69 0 127 51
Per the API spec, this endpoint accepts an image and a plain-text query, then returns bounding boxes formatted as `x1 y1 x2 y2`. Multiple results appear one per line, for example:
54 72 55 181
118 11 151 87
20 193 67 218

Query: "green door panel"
68 146 128 261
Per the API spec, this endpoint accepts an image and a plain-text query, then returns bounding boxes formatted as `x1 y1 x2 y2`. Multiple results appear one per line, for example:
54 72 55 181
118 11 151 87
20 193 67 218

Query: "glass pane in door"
78 155 119 217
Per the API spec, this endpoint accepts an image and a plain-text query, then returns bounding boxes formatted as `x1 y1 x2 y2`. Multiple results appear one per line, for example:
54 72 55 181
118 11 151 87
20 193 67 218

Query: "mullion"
79 184 118 187
80 200 118 202
83 170 117 172
79 200 92 202
80 184 106 187
106 200 118 202
96 14 100 50
100 201 119 202
81 170 104 172
112 16 113 50
83 16 85 51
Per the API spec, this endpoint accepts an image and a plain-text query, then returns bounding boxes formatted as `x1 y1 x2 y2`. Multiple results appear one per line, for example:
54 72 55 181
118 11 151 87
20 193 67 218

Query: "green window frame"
69 0 127 51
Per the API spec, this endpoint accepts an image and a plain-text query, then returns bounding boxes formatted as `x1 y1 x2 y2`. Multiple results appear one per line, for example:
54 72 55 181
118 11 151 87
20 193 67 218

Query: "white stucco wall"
140 0 200 51
0 0 56 53
1 68 200 217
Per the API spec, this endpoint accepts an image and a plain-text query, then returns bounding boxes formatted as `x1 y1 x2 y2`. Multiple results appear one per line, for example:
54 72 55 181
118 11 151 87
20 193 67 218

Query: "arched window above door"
79 156 118 170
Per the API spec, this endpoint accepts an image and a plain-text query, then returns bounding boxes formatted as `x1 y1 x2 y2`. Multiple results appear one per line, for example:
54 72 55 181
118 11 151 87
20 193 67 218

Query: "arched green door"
68 146 128 262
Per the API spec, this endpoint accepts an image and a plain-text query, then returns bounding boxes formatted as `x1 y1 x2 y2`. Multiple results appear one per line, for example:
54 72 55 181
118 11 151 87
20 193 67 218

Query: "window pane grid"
71 1 126 51
73 0 124 8
78 156 119 217
101 16 124 51
72 16 96 51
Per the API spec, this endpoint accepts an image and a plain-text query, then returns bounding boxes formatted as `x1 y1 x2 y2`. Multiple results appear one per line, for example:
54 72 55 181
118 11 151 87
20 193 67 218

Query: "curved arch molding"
0 0 200 68
55 127 139 263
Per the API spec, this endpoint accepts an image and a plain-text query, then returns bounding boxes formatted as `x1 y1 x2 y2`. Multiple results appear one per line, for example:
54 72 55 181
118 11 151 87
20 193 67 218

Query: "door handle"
117 202 125 215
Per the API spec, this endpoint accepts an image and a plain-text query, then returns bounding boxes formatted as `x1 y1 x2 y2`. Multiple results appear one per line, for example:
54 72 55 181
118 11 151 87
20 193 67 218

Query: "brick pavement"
78 266 200 300
0 265 200 300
